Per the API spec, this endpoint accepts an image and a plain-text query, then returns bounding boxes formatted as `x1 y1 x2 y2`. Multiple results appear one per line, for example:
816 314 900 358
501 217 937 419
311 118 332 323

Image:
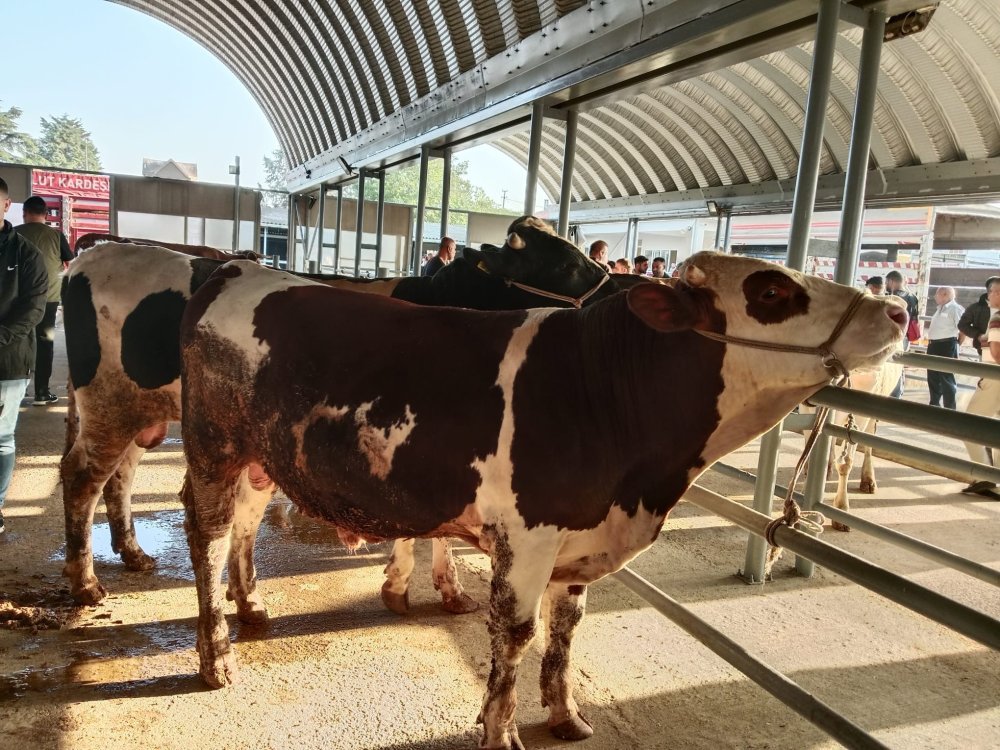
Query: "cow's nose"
886 304 908 331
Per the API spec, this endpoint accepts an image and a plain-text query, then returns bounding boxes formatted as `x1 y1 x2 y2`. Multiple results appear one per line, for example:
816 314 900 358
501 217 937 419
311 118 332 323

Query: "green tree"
0 102 37 163
259 146 288 207
35 115 102 171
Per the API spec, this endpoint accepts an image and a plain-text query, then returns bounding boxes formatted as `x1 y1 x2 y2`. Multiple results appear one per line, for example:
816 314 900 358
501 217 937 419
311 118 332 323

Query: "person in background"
15 196 73 405
588 240 609 269
613 258 631 274
926 286 963 410
0 178 50 533
958 276 999 360
632 255 649 275
865 276 884 296
961 292 1000 497
651 257 667 278
885 270 920 397
421 236 456 277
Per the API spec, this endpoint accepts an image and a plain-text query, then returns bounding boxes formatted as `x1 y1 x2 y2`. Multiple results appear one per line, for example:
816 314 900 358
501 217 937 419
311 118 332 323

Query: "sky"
2 0 531 205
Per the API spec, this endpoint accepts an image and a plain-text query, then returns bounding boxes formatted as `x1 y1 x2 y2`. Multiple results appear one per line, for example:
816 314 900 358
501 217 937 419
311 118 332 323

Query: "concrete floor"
1 318 998 749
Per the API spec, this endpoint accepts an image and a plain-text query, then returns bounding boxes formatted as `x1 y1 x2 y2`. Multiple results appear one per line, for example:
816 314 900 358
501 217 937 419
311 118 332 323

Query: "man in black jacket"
958 277 999 359
0 178 49 533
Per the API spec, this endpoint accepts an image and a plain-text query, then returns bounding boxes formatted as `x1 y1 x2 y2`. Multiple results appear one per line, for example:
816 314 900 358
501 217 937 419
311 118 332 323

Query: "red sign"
32 169 110 200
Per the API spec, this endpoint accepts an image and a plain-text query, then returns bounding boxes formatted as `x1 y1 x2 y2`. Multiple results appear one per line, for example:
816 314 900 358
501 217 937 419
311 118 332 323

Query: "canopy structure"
113 0 1000 214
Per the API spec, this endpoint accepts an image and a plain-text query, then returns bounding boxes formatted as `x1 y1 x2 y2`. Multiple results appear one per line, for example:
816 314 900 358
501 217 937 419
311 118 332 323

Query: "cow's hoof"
200 652 238 689
549 713 594 741
441 592 479 615
121 550 156 571
70 579 108 605
479 727 524 750
381 581 409 615
236 601 269 625
859 479 877 494
832 521 851 533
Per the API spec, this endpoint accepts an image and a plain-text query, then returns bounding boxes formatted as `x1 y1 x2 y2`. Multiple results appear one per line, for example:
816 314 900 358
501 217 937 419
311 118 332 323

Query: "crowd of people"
587 239 670 277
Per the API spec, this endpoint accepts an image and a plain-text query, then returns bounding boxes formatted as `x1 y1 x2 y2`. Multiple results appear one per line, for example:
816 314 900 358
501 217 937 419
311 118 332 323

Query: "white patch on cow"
290 403 351 473
552 504 663 583
469 309 566 622
354 400 417 479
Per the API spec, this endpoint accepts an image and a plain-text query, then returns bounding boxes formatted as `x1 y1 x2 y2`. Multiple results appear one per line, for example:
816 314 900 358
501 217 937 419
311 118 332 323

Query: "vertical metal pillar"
333 185 343 273
714 211 723 249
558 110 579 237
440 150 451 241
741 423 784 583
231 155 241 252
287 192 297 270
785 0 841 271
354 170 366 276
524 101 544 215
796 425 832 578
916 222 935 322
375 170 386 276
315 183 327 270
723 211 733 252
413 147 430 275
624 217 640 261
299 195 310 273
835 9 886 286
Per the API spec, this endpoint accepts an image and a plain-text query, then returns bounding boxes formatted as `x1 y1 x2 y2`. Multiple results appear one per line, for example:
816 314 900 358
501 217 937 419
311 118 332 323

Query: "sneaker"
32 391 59 406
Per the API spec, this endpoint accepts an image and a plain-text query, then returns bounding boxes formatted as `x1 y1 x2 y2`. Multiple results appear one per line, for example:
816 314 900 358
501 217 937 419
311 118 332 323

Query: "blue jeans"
0 378 29 509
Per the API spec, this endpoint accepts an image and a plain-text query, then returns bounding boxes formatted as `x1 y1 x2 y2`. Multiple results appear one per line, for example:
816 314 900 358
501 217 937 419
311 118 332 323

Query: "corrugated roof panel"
470 0 508 57
363 3 416 109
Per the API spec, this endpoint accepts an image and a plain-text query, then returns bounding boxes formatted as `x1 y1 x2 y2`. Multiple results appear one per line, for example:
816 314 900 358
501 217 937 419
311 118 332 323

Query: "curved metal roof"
112 0 1000 209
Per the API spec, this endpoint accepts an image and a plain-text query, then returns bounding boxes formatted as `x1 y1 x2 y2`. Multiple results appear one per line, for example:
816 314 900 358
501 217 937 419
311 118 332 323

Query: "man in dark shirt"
422 236 456 277
958 277 999 359
0 178 49 533
15 196 73 405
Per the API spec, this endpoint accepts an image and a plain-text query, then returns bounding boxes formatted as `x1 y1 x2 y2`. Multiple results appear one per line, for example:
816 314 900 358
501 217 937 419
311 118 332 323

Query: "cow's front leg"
433 538 479 614
60 434 131 604
540 583 593 741
104 441 155 571
858 445 877 494
832 446 855 532
226 464 275 624
382 538 416 614
181 472 238 688
479 528 558 750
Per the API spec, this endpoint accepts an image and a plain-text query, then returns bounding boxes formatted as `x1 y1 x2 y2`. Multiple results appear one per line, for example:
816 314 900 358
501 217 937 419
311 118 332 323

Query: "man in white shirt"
926 286 963 409
962 281 1000 496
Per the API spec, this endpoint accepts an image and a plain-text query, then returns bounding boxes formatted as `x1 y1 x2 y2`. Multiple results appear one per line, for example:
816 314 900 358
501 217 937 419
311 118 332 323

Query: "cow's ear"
627 282 708 333
462 246 505 275
507 232 525 250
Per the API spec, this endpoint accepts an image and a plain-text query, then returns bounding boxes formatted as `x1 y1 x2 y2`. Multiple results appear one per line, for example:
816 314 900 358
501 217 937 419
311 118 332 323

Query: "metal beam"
354 170 366 276
557 110 578 237
524 101 544 216
440 150 451 241
375 170 386 276
413 147 430 276
315 183 326 269
333 185 343 272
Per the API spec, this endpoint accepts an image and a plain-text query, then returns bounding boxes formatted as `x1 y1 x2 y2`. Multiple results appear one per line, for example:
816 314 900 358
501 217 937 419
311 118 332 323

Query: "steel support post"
916 223 935 321
741 423 783 584
355 170 366 276
375 170 386 276
315 183 327 269
786 0 841 271
286 193 296 270
722 211 733 251
333 185 343 272
413 147 430 275
835 9 886 286
795 431 832 578
524 101 544 215
626 217 640 260
440 150 451 241
714 211 723 249
557 110 579 238
298 195 310 274
231 155 241 252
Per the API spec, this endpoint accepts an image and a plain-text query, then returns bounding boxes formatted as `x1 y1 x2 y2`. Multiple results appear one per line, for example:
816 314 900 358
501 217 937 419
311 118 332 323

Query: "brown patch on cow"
99 305 110 319
134 422 168 449
742 269 810 325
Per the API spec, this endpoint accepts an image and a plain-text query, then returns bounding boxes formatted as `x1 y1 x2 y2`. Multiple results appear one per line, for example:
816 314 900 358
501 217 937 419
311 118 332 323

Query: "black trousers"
34 301 59 395
927 337 959 409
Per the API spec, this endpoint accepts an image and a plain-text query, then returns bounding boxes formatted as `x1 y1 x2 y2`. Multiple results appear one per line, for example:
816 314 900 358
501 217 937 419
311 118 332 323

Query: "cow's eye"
761 287 781 300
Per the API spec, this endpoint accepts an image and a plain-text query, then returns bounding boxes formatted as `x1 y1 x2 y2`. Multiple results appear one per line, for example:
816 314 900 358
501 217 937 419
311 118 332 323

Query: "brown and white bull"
178 252 906 748
60 218 616 606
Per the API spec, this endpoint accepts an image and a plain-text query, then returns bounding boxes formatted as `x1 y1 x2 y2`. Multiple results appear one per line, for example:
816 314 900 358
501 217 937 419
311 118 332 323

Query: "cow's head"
627 251 907 385
462 216 610 304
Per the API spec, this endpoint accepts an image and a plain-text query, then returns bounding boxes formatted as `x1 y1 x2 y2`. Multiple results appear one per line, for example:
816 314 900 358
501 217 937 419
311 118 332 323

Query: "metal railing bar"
823 424 1000 485
894 351 1000 380
613 567 891 750
683 484 1000 651
810 387 1000 448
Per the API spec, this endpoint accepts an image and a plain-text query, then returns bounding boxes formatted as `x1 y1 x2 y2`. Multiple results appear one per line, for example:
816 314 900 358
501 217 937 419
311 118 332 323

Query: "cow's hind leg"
104 441 155 571
181 471 239 688
226 464 275 624
832 446 855 532
433 538 479 614
60 434 131 604
479 528 558 750
540 583 592 741
382 539 416 614
858 446 877 494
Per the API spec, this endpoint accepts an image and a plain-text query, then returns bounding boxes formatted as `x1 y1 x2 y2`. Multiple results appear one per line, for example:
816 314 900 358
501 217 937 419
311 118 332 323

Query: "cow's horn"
684 264 707 286
507 232 525 250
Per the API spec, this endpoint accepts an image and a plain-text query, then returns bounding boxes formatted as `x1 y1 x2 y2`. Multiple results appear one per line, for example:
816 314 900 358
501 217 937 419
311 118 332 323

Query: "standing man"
651 257 667 278
588 240 610 271
961 287 1000 496
421 236 456 277
15 196 72 405
958 276 998 360
0 178 50 533
632 255 649 275
885 269 920 397
865 276 884 296
926 286 963 409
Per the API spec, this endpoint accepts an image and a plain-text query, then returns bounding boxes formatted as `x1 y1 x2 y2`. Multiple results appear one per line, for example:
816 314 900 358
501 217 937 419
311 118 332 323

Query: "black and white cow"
60 217 617 606
178 252 906 748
